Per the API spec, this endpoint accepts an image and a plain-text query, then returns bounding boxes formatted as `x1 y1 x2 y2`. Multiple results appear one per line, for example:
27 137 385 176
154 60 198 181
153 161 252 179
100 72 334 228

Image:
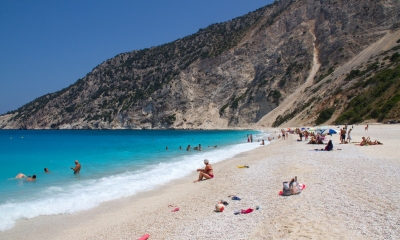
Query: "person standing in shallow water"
71 160 81 174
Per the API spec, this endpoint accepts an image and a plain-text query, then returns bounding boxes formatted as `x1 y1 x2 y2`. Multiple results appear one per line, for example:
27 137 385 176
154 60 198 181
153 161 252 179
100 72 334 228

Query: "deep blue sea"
0 129 268 231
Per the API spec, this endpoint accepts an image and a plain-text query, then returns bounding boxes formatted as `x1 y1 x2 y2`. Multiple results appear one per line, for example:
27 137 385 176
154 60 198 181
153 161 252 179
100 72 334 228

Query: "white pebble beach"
1 124 399 239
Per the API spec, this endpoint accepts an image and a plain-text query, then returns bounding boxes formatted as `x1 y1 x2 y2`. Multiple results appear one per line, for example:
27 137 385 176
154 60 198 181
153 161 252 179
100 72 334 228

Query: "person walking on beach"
71 160 81 174
365 124 369 131
194 159 214 182
347 129 352 143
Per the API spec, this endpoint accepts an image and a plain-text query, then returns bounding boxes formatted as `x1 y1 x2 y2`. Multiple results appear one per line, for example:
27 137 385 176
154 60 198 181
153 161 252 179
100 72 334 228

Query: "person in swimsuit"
71 160 81 174
15 173 27 178
194 159 214 182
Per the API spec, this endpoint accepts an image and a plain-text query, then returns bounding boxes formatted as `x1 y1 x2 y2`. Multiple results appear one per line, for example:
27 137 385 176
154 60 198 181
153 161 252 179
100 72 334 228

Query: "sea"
0 129 269 231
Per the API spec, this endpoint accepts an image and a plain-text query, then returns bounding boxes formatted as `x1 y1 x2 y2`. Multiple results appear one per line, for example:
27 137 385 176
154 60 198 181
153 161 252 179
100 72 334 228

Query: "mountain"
1 0 399 129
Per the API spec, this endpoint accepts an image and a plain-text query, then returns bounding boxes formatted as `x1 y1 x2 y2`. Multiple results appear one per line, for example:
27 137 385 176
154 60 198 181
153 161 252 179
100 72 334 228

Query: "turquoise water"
0 129 267 231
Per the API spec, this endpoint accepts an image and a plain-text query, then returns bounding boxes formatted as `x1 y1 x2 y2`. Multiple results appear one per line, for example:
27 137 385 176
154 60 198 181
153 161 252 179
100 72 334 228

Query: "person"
44 168 50 173
298 131 303 141
365 125 368 131
26 175 36 181
346 129 352 143
308 136 317 144
166 146 168 150
179 146 182 150
340 128 346 144
325 140 333 151
186 145 191 151
250 134 253 142
15 173 27 178
261 140 265 145
71 160 81 174
194 159 214 182
360 137 382 146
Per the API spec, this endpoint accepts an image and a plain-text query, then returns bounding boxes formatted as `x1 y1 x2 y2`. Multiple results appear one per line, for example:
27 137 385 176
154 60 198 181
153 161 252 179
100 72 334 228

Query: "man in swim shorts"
71 160 81 174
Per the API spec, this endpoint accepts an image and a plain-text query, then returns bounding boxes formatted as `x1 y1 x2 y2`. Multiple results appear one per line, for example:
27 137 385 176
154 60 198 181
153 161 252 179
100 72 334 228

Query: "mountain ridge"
1 0 399 129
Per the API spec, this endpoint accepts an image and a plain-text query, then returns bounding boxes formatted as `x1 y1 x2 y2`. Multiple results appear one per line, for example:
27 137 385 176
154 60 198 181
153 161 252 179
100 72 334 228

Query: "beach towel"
138 234 150 240
237 165 249 168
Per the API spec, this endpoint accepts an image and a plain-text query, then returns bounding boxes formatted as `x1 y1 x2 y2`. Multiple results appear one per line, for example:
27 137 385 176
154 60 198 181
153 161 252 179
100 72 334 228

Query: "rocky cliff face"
1 0 399 129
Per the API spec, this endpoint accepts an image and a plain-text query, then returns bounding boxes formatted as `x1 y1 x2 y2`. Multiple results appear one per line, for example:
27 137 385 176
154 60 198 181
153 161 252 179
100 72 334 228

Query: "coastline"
1 125 399 239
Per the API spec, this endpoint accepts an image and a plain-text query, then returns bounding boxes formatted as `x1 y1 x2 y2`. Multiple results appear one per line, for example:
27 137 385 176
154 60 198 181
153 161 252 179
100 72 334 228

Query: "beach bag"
282 182 291 196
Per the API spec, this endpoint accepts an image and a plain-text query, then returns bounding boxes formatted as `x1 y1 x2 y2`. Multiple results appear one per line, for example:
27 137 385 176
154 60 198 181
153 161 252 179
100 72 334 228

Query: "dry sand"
1 124 399 239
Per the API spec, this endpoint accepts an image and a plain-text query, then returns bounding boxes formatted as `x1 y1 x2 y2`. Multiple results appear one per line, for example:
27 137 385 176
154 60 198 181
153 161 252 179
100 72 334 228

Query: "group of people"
15 160 81 181
339 125 353 144
247 134 253 142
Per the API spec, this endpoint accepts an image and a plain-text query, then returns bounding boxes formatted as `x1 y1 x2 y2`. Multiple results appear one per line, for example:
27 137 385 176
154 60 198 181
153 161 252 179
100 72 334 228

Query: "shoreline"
1 125 399 239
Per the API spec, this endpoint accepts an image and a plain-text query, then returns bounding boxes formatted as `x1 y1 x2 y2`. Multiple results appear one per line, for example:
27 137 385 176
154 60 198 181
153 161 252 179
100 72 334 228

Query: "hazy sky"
0 0 274 114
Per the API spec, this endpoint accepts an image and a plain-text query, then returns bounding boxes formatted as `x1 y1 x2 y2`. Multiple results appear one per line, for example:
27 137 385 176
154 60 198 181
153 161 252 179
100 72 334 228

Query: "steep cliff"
1 0 399 129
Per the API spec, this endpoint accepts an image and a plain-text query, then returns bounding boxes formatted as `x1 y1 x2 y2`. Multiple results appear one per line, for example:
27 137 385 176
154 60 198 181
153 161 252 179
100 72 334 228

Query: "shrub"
315 108 335 125
164 114 176 125
390 52 400 62
345 69 361 81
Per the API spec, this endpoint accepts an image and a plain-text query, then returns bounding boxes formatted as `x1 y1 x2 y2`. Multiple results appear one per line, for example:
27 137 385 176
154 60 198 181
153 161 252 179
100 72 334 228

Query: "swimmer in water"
15 173 27 178
26 175 36 181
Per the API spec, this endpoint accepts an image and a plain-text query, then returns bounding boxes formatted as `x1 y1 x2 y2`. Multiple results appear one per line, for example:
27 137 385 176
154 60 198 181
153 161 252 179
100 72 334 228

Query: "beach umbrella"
323 129 338 135
301 127 306 131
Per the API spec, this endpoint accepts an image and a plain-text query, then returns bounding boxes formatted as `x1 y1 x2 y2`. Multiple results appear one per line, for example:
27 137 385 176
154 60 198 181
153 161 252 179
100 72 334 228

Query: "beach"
1 124 399 239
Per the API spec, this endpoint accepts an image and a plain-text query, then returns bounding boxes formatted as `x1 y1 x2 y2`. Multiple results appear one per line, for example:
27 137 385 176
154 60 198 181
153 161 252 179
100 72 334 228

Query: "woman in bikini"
194 159 214 182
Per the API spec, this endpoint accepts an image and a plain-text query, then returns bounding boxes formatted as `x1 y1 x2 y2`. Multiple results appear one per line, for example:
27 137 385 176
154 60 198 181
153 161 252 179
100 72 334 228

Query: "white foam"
0 133 269 231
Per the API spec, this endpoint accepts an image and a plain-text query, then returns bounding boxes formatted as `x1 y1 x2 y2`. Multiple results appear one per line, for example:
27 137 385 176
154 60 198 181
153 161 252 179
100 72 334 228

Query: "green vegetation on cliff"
335 61 400 124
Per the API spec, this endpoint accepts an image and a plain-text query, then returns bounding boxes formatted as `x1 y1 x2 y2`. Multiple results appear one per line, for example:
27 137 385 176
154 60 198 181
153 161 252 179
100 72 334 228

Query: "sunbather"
360 137 382 146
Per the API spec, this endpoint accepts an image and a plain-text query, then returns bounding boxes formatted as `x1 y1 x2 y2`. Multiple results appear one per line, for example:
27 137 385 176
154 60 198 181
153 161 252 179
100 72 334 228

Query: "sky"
0 0 274 115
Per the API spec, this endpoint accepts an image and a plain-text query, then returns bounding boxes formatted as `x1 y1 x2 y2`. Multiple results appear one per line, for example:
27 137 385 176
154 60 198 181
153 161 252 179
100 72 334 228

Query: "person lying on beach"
359 137 383 146
194 159 214 182
70 160 81 174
